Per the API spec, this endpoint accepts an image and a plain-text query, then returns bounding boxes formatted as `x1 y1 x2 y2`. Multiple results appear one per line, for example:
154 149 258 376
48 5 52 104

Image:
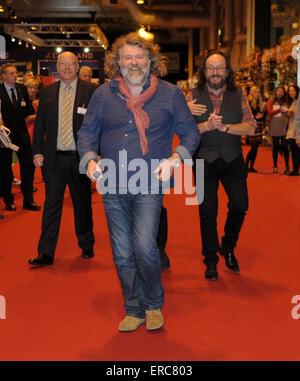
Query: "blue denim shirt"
77 77 201 193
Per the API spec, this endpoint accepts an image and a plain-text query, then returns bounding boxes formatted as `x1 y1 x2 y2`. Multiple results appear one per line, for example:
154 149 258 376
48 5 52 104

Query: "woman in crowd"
267 85 289 174
245 86 266 172
286 85 300 176
25 78 39 144
34 74 44 98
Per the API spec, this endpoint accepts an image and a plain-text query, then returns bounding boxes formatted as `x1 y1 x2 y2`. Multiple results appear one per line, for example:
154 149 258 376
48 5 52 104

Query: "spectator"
286 85 300 176
79 66 93 83
267 85 289 174
245 86 266 172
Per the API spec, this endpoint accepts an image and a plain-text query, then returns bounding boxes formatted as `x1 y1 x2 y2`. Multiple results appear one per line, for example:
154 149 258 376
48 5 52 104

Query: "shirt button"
129 120 132 124
125 134 128 137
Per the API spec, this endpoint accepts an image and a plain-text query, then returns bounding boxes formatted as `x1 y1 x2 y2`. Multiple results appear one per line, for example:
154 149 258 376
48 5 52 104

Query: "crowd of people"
0 32 300 332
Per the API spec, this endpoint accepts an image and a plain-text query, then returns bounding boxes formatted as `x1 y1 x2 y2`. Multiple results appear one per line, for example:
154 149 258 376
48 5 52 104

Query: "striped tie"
61 85 73 147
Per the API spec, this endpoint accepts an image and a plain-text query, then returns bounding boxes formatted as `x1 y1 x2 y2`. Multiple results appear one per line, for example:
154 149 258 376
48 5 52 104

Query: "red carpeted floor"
0 145 300 362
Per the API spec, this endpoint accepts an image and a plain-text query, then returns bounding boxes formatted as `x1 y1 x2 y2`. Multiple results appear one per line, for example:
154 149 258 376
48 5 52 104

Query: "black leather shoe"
248 168 258 173
82 248 95 258
5 203 16 211
219 247 240 273
205 265 218 281
23 202 41 211
28 254 53 266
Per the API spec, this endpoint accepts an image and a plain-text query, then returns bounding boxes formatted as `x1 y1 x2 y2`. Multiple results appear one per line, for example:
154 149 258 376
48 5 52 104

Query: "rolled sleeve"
77 88 102 172
79 151 98 174
241 91 257 130
174 144 193 164
173 87 201 159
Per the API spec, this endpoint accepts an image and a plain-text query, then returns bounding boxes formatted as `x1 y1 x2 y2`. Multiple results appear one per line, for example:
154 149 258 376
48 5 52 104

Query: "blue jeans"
102 193 164 319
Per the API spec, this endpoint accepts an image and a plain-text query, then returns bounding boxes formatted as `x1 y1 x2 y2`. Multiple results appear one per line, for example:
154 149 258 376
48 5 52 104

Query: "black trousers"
272 136 289 168
195 155 249 266
288 138 300 173
157 206 168 256
245 141 260 169
0 139 34 205
38 152 95 257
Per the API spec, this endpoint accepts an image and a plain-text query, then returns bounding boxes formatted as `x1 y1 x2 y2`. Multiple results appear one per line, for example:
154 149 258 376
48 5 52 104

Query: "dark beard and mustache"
206 75 227 90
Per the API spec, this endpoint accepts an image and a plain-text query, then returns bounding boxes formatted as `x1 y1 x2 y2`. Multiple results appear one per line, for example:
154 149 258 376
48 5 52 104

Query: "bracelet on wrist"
169 155 181 168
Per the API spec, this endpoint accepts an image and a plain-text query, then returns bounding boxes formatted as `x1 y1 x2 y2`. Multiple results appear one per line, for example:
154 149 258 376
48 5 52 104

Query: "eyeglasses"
57 62 77 67
205 66 226 73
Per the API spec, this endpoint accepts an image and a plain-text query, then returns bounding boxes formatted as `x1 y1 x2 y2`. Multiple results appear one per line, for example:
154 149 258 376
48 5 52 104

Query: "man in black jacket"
0 64 40 211
28 52 97 266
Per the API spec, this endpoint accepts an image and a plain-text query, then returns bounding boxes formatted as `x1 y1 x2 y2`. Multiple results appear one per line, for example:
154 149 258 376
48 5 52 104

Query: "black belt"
56 150 77 155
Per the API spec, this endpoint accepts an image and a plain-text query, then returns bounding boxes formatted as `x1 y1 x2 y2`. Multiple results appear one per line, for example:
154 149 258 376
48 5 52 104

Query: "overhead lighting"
89 24 108 49
18 40 22 45
11 36 16 42
0 6 4 13
32 45 36 50
56 47 62 53
137 0 144 4
4 25 45 47
84 47 90 53
138 27 154 40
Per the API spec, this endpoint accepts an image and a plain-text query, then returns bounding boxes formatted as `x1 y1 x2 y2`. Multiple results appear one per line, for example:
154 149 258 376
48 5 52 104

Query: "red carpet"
0 145 300 361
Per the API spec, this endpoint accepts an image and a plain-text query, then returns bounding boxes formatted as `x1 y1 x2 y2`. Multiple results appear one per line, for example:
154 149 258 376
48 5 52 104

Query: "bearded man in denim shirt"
77 32 200 333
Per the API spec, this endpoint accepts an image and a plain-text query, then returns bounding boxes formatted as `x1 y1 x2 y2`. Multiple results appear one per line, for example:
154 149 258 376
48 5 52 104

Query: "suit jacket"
32 79 98 168
0 82 34 144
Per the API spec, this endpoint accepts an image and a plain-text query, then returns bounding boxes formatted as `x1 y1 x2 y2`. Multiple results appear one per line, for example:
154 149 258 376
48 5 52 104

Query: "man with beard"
77 32 200 332
190 51 256 281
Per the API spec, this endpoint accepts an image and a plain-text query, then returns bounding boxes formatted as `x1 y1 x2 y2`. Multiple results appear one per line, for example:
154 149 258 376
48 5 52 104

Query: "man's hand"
208 112 223 130
33 154 44 168
154 158 178 182
187 99 207 116
87 160 102 181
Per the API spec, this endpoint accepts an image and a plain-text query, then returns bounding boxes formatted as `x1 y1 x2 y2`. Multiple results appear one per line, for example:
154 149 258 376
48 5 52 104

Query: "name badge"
21 100 26 107
77 107 87 115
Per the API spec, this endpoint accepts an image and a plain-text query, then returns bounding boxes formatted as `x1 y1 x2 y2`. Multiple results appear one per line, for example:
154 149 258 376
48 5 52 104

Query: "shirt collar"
4 82 16 93
60 77 78 91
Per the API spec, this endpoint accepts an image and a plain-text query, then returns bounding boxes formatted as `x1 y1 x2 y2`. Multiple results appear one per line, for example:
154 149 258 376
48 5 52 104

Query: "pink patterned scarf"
116 73 158 155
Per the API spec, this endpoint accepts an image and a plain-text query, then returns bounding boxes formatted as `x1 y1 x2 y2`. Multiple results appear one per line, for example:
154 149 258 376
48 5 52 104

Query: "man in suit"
28 52 97 266
0 64 41 211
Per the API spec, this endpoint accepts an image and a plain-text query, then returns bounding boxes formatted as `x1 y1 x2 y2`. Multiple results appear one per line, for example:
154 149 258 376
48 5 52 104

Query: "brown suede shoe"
146 309 164 330
119 316 145 332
